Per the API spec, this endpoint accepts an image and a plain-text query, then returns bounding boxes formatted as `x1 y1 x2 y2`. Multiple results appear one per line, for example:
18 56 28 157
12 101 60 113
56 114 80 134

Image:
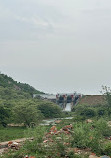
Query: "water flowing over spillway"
64 103 72 112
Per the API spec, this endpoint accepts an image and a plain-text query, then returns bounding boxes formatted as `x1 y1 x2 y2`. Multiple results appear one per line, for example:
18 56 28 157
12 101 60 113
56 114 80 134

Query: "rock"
105 136 111 140
50 126 57 134
89 155 99 158
107 121 111 127
100 156 110 158
24 156 36 158
8 141 19 150
89 136 93 140
8 141 13 147
108 136 111 140
56 137 62 140
86 119 93 123
73 148 80 153
63 124 72 130
62 124 72 134
64 131 71 134
63 142 70 146
0 148 8 156
55 120 61 124
43 140 48 143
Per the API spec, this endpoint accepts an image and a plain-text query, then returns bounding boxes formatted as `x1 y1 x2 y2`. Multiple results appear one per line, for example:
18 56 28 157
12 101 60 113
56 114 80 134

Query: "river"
40 117 73 126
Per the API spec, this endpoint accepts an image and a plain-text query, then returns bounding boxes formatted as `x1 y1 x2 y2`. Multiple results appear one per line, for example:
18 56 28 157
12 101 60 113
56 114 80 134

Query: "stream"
40 117 73 126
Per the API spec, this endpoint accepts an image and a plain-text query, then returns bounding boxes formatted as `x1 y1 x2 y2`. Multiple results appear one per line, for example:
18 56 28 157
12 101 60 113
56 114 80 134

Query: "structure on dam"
56 93 82 110
33 93 82 111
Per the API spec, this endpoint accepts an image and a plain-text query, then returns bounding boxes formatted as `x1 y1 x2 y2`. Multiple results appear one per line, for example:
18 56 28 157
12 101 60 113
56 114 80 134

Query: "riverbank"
0 117 73 142
1 117 111 158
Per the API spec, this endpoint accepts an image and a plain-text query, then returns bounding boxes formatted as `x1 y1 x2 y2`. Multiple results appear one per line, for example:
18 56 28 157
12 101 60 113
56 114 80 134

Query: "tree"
101 86 111 116
101 86 111 107
13 100 43 127
0 105 10 127
73 104 96 118
38 101 62 118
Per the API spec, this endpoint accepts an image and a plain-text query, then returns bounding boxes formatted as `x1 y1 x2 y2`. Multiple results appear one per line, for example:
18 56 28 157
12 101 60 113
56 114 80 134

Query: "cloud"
15 15 50 28
1 0 111 94
0 0 65 41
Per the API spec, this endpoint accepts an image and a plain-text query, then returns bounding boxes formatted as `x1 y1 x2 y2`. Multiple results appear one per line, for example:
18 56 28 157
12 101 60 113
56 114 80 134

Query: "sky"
0 0 111 94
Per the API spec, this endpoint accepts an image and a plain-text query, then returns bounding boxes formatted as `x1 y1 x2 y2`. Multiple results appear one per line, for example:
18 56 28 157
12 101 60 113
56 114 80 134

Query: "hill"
0 73 62 127
0 73 44 99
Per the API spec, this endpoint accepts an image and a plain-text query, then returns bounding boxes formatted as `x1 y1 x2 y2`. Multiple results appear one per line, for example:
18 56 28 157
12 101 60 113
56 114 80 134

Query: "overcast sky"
0 0 111 94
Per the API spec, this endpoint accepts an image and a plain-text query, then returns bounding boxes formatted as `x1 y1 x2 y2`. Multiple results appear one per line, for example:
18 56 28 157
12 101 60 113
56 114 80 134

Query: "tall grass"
0 127 27 142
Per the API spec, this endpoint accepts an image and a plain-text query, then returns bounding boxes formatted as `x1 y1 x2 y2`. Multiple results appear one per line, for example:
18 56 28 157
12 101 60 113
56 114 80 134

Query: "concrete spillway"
64 103 72 112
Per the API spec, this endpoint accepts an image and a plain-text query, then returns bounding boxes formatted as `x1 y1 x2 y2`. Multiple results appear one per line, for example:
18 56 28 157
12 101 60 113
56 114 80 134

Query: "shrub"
94 119 111 137
13 100 43 127
74 105 96 118
71 122 103 154
80 108 96 117
73 115 86 122
38 102 62 118
97 107 107 116
101 86 111 108
67 151 84 158
103 142 111 156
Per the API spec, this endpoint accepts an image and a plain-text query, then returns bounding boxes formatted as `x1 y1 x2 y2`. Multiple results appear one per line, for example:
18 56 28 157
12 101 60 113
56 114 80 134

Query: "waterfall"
64 103 72 112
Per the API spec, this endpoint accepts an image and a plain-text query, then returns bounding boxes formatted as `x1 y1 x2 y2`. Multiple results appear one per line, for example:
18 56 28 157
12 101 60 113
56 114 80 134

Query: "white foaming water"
64 103 72 112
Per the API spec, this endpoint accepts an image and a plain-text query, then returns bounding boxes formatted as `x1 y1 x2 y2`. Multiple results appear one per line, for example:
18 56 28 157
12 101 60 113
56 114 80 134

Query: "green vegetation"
2 118 111 158
38 101 62 118
12 100 43 127
0 98 62 128
0 104 10 127
0 127 27 142
0 73 62 128
1 73 111 158
0 73 44 97
72 86 111 121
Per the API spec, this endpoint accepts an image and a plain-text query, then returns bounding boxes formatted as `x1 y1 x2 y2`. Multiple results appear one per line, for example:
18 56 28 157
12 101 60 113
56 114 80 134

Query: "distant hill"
0 73 44 99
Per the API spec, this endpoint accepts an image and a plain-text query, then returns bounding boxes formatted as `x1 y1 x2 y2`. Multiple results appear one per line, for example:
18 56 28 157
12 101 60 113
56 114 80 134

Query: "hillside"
0 73 44 99
77 95 105 106
0 73 62 127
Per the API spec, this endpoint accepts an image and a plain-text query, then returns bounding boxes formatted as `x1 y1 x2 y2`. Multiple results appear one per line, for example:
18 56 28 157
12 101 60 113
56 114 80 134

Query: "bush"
38 102 62 118
71 122 103 154
94 119 111 137
103 142 111 156
74 105 96 118
67 151 84 158
13 100 43 127
73 115 86 122
101 86 111 108
97 107 107 116
81 108 96 117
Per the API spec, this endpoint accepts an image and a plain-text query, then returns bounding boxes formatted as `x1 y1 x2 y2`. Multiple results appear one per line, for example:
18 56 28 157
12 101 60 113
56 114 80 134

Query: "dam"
33 93 82 111
56 93 82 111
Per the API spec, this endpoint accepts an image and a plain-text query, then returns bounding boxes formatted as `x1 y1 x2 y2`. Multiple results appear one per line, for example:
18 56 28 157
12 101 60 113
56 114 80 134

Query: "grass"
0 126 27 142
